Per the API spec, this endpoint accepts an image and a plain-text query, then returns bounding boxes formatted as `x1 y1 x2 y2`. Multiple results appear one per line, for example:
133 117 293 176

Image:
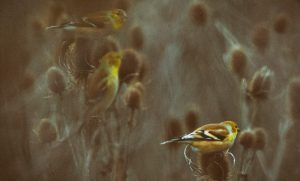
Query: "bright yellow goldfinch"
46 9 127 31
85 51 122 114
161 121 239 153
69 51 122 136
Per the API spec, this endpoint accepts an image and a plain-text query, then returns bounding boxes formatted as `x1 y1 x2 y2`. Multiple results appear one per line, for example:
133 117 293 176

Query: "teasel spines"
247 66 273 100
47 66 66 95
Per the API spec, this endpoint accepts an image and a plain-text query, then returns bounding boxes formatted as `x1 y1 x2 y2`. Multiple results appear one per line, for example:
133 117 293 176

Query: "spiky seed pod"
37 118 57 143
184 109 199 132
119 49 141 84
253 128 267 150
91 37 120 68
164 117 183 151
288 78 300 122
189 3 208 26
198 152 229 181
130 25 144 50
229 48 248 79
252 24 270 52
238 130 255 149
248 66 272 100
273 13 290 34
47 67 66 94
124 86 142 110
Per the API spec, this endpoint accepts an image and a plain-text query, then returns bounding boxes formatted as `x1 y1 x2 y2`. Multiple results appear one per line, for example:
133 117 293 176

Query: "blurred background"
1 0 300 180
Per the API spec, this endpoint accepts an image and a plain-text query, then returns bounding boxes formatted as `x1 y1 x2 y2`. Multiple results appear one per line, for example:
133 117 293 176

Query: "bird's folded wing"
194 124 229 141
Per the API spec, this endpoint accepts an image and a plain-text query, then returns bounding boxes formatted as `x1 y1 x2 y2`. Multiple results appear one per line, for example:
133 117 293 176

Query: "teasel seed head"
198 152 229 180
189 2 208 26
130 25 144 50
92 36 120 67
124 85 142 110
47 66 66 94
119 49 141 84
253 127 267 150
164 117 183 151
229 48 248 79
238 130 255 149
184 107 200 132
273 13 290 34
37 118 57 143
248 66 273 100
252 24 270 52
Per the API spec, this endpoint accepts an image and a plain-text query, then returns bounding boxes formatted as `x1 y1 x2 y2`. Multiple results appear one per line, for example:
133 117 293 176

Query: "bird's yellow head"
221 120 239 134
101 51 122 70
107 9 127 30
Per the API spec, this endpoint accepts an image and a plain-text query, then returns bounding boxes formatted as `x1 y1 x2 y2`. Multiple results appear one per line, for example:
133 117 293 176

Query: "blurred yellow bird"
69 51 122 135
161 121 239 153
46 9 127 31
86 51 122 113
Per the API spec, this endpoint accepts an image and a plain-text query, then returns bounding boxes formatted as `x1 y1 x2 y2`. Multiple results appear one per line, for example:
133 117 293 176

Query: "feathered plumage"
161 120 239 153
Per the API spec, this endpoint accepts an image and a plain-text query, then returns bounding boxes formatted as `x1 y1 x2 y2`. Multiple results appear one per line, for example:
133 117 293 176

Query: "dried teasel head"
124 84 143 110
184 106 200 132
198 152 229 181
238 130 255 149
247 66 273 100
288 78 300 121
273 13 290 34
164 117 183 151
119 49 142 84
36 118 57 143
253 127 267 150
91 36 120 68
252 24 270 52
229 47 248 79
47 66 66 94
129 25 144 50
189 2 208 26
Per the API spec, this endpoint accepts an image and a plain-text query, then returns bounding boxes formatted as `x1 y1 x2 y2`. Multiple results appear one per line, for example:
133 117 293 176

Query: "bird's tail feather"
160 137 183 145
45 25 62 30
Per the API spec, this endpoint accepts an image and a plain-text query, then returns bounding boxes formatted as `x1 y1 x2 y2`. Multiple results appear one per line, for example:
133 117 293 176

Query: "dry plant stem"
243 150 256 176
240 83 250 128
250 99 258 127
238 148 247 181
113 108 136 181
53 95 84 176
256 119 292 181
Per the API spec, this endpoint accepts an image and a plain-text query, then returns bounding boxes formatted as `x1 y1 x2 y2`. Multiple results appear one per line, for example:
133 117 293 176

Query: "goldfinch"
85 51 122 114
46 9 127 32
70 51 122 136
161 121 239 153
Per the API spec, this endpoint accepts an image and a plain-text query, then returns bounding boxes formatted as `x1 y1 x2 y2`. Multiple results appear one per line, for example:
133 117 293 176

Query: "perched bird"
85 51 122 115
46 9 127 32
161 120 239 153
